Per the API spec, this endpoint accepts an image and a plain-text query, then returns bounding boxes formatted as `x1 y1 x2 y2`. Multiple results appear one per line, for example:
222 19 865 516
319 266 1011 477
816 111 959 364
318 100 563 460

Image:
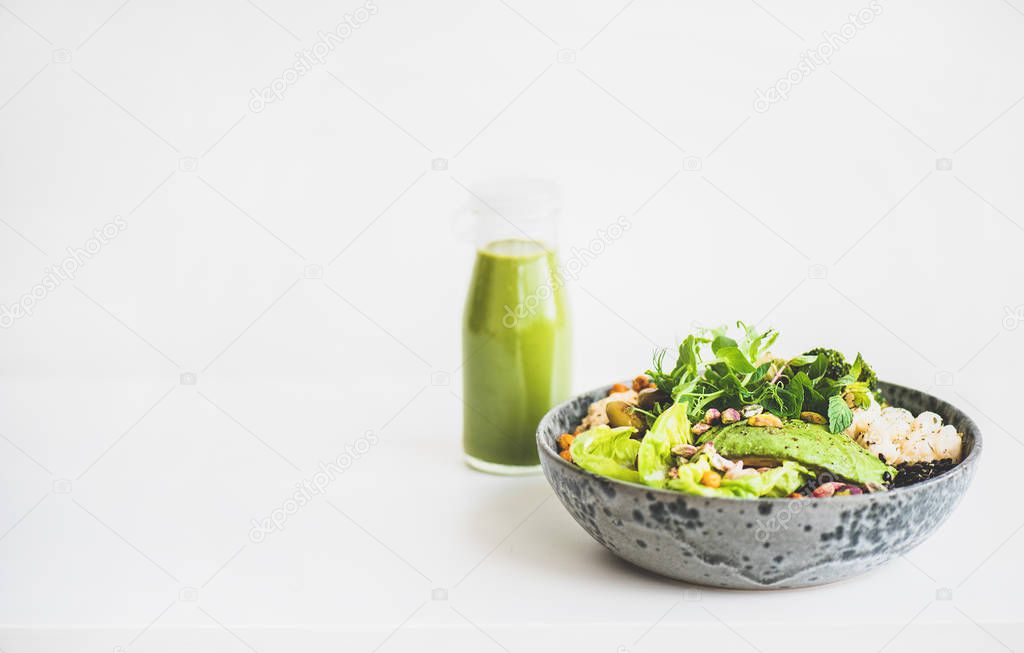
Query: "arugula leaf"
827 394 854 434
792 371 825 407
750 362 771 384
715 346 755 374
806 354 827 382
787 354 818 367
850 353 864 381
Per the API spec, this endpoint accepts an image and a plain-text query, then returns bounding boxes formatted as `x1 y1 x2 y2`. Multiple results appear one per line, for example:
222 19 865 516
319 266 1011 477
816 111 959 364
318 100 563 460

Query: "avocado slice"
697 419 895 486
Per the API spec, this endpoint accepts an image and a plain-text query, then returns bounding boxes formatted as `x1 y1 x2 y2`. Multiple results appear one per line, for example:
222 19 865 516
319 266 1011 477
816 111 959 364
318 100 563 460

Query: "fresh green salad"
558 323 964 499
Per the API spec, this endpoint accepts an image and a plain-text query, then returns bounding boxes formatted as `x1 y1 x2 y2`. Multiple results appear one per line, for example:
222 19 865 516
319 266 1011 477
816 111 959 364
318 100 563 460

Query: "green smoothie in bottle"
461 181 571 473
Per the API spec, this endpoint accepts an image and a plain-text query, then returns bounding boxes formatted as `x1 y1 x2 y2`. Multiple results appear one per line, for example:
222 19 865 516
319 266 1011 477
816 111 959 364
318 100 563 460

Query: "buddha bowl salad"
556 323 964 499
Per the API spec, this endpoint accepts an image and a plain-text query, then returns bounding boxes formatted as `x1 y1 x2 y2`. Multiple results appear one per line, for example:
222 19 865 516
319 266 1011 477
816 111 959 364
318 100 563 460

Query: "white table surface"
2 0 1023 650
0 374 1019 652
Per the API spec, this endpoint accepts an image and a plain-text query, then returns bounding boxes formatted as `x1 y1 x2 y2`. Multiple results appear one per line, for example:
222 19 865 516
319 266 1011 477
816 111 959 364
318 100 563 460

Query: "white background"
1 0 1022 650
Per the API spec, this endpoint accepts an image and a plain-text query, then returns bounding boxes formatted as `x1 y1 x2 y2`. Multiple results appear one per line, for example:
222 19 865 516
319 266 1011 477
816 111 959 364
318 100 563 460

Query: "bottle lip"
478 238 552 258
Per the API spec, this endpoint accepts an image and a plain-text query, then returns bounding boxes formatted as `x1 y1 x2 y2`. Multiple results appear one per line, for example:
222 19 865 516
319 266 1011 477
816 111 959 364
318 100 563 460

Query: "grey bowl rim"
536 379 982 504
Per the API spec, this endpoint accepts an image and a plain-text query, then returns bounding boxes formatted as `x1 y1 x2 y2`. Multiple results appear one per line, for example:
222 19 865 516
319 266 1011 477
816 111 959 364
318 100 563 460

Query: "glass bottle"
461 179 572 474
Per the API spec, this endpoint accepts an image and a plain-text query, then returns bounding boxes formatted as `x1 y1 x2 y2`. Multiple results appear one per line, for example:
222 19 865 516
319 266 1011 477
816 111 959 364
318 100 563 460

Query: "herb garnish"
646 322 882 434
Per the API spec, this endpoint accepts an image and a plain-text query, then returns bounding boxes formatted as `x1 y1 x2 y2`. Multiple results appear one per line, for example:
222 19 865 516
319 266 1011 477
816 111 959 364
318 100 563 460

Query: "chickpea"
700 470 722 488
632 375 653 392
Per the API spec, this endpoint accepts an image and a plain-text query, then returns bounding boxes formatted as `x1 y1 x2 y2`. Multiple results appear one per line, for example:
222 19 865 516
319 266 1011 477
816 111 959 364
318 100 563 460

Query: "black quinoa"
892 459 956 488
795 470 846 496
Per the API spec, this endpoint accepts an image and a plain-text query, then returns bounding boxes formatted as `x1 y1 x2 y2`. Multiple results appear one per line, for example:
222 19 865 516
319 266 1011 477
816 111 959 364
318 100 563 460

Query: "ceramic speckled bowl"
537 381 980 589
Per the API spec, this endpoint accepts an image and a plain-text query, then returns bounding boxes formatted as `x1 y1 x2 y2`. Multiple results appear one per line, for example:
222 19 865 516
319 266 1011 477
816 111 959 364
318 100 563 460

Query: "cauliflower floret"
901 436 934 463
930 424 962 460
846 400 961 465
912 411 943 435
845 400 881 438
879 411 912 440
858 433 901 465
880 406 914 428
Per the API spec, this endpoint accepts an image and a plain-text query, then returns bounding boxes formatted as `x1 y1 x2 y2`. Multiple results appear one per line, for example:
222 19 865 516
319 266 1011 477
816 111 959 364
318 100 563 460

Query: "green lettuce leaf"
638 401 690 487
569 425 641 483
722 461 810 497
666 459 811 498
662 454 714 495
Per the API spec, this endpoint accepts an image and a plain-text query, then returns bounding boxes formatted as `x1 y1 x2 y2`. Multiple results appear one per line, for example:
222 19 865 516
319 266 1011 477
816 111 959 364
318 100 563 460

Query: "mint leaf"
827 395 853 434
